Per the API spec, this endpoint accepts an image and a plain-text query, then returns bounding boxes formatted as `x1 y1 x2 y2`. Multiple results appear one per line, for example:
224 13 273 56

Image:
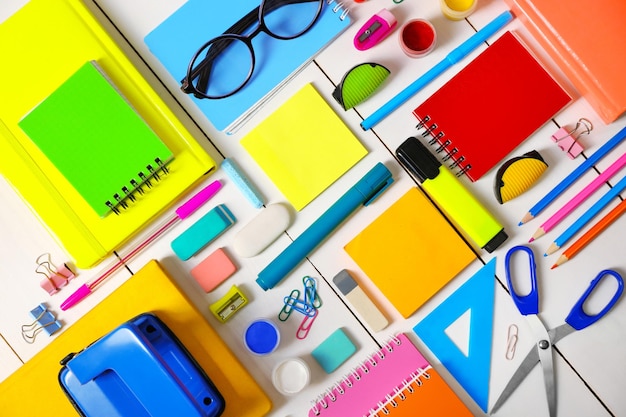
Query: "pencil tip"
528 237 534 243
518 222 523 226
520 212 534 225
551 264 557 269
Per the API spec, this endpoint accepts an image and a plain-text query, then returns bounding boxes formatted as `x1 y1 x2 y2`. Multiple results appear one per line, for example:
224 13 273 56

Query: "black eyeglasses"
181 0 324 100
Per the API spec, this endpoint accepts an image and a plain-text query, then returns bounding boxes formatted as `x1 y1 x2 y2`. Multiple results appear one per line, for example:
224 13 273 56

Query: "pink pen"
60 180 222 310
530 152 626 241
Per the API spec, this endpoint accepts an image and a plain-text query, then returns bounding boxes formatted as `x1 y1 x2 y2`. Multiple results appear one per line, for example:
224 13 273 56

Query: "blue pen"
360 10 513 131
522 126 626 224
256 163 394 290
545 174 626 256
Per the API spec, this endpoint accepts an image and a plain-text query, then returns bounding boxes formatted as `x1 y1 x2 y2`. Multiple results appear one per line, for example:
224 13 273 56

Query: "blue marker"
256 163 394 290
360 10 513 130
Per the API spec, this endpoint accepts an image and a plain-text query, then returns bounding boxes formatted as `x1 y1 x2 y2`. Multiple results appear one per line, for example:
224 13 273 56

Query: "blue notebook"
145 0 351 134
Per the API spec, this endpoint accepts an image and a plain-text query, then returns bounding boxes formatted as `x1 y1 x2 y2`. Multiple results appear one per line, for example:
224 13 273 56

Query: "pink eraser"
191 248 237 292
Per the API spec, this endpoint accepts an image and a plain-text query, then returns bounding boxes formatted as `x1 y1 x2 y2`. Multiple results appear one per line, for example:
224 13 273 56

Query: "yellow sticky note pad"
241 84 367 211
344 187 477 318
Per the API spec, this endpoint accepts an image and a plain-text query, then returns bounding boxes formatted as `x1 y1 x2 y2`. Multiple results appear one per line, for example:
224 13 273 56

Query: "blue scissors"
491 245 624 416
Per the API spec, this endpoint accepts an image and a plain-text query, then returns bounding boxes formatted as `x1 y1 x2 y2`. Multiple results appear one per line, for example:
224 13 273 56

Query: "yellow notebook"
240 83 367 211
0 260 272 417
0 0 215 268
344 187 476 318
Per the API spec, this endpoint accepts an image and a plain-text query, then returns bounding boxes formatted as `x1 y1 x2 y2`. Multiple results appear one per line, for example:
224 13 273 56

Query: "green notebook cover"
18 61 173 217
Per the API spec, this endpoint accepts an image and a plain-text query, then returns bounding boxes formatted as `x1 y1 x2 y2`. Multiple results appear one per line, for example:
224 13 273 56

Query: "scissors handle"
505 245 539 315
566 269 624 330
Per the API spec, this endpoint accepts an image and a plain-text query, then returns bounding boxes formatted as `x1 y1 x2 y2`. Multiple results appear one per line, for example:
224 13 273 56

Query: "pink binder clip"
551 118 593 159
36 253 76 295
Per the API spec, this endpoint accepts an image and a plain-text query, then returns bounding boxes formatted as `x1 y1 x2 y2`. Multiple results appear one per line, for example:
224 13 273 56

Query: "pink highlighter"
354 9 397 51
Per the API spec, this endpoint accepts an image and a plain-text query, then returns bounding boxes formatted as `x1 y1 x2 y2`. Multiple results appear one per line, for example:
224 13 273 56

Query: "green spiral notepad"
18 61 174 217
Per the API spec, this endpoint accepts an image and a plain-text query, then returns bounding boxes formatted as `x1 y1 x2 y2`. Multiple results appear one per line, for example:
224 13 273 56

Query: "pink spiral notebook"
308 333 471 417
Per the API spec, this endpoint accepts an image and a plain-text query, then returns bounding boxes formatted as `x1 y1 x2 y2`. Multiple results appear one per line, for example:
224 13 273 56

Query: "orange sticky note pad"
344 187 476 318
191 248 237 292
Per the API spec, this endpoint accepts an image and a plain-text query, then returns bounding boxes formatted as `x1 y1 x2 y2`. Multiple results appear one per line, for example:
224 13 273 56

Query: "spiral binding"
416 115 472 178
326 0 350 21
309 335 403 416
367 368 431 416
104 157 171 215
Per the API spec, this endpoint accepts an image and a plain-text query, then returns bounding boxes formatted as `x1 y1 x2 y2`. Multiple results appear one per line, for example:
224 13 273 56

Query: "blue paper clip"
303 276 322 309
21 303 62 343
278 289 300 321
283 295 317 317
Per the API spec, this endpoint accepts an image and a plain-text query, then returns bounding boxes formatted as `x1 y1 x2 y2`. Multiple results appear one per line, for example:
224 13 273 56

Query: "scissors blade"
490 345 540 414
549 323 577 345
527 315 556 417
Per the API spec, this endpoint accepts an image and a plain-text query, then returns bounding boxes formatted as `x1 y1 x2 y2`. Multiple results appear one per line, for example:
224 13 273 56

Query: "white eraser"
233 203 292 257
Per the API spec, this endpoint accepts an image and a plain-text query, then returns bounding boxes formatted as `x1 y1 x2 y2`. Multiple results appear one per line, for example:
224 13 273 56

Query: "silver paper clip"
505 324 519 360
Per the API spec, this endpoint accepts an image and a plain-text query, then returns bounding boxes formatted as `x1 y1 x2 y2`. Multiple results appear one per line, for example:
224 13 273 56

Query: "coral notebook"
412 31 571 182
0 260 272 417
308 333 472 417
344 187 476 318
505 0 626 123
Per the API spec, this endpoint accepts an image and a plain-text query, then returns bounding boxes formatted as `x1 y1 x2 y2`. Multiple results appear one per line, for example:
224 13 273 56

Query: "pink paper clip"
296 308 319 340
551 118 593 159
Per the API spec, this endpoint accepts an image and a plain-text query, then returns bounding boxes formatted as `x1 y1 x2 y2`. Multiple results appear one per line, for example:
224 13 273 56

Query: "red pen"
60 180 222 310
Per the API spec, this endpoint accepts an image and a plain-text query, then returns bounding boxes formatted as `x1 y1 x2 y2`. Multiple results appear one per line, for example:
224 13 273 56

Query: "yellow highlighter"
396 137 507 253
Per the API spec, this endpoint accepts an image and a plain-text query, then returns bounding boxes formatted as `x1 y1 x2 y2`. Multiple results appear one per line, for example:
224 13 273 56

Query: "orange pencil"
552 198 626 268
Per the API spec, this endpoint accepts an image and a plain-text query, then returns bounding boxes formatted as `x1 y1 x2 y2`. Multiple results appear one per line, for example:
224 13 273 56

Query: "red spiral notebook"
412 31 571 182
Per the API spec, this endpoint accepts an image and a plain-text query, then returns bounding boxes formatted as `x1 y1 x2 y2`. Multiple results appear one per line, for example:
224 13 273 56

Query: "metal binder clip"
551 118 593 159
21 303 62 343
35 253 75 295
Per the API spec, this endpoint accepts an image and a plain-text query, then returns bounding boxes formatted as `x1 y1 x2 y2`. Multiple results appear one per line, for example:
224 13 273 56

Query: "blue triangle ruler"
413 258 496 412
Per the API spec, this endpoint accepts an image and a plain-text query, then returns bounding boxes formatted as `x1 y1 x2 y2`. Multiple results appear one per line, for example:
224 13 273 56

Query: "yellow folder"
0 260 272 416
0 0 215 268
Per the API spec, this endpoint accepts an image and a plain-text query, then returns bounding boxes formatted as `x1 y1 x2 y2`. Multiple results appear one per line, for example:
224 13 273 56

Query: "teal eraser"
311 328 356 374
171 204 236 260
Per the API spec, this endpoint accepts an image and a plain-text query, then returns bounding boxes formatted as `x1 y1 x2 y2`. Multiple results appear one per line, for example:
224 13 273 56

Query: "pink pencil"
530 152 626 242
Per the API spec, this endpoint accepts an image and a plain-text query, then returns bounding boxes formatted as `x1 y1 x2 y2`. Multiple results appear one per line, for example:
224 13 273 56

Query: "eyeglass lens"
186 0 323 99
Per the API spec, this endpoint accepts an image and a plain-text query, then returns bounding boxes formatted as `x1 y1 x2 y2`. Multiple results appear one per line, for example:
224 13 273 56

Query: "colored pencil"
544 174 626 256
552 198 626 268
530 152 626 242
520 126 626 225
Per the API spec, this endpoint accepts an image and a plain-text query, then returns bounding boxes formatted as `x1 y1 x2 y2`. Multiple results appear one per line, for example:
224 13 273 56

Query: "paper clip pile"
279 276 322 339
